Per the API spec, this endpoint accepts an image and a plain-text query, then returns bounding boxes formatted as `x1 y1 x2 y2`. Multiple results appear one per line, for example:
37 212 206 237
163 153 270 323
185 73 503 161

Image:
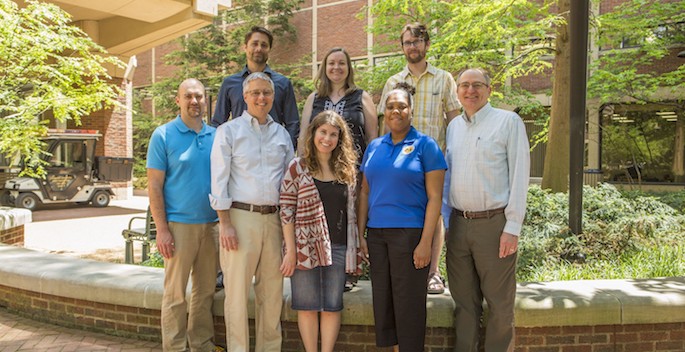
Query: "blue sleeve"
211 78 231 127
282 80 300 148
421 137 448 172
146 127 167 171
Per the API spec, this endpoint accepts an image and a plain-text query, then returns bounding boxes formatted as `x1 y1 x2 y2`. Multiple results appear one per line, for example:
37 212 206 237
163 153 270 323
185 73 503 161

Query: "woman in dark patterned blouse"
298 47 378 161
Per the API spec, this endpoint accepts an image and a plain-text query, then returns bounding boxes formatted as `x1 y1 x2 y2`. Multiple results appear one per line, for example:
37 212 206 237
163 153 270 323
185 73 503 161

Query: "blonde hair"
302 110 357 186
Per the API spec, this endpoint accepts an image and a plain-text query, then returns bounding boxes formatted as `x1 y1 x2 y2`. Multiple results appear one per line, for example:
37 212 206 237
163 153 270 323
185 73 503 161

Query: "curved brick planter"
0 245 683 351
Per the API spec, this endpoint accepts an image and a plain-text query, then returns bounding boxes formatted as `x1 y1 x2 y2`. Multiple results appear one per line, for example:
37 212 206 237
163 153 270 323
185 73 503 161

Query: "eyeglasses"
246 89 274 98
402 39 425 48
457 82 489 90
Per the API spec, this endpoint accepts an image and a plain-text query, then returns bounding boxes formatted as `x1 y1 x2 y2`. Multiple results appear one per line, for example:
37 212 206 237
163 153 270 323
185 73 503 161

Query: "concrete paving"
4 195 158 351
24 196 149 260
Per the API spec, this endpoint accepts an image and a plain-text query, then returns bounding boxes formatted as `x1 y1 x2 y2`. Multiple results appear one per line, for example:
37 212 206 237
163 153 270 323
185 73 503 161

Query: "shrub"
518 183 685 282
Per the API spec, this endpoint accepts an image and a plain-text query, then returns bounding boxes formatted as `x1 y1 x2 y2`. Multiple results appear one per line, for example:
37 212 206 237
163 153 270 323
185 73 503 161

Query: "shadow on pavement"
31 204 144 222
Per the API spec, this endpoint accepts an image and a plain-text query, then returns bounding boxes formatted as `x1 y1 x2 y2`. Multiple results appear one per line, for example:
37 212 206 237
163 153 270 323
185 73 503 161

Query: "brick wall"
516 324 685 352
0 225 24 246
0 285 160 341
1 282 682 351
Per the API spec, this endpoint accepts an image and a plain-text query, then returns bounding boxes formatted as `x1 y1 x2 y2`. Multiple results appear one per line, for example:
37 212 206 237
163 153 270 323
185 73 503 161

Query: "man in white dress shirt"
442 68 530 352
210 72 295 352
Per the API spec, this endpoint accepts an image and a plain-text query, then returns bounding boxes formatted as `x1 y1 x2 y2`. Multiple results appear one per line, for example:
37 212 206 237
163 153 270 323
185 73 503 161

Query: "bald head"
176 78 206 122
178 78 205 96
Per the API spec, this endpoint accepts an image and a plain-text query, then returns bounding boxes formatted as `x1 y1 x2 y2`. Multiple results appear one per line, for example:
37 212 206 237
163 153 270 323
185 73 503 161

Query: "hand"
498 232 519 258
219 223 238 251
413 240 431 269
280 250 296 277
359 237 370 265
156 228 175 259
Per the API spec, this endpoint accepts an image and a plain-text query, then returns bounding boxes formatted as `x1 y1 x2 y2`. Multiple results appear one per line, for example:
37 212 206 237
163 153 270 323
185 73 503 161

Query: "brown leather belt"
453 207 505 219
232 201 279 214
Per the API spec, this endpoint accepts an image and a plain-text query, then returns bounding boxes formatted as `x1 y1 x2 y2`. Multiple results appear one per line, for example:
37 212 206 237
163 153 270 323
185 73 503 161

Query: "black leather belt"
453 207 505 219
232 201 279 214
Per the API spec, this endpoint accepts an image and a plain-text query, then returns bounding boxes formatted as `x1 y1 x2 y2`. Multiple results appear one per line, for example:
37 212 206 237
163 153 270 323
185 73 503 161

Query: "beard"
249 53 268 65
404 49 426 64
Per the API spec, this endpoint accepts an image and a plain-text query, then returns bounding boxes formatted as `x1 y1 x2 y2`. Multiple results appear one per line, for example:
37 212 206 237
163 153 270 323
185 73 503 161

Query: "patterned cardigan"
279 158 362 274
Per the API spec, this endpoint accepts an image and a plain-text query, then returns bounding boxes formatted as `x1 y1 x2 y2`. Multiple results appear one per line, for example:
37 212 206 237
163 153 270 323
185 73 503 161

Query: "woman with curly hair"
358 82 446 351
279 110 361 352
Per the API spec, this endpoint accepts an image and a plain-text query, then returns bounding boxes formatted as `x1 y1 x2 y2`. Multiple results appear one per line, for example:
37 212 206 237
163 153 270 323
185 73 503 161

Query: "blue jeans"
290 243 347 311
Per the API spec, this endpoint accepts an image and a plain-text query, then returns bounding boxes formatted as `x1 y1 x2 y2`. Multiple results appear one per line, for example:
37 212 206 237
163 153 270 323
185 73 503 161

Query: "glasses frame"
246 89 274 98
401 38 425 48
457 82 489 90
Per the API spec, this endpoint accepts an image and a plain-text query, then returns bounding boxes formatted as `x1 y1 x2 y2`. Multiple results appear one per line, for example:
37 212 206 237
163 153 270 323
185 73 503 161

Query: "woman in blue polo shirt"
358 82 446 351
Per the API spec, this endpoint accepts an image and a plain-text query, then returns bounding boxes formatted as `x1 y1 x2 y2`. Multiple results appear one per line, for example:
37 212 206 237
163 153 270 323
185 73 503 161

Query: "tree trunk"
542 0 571 192
673 116 685 183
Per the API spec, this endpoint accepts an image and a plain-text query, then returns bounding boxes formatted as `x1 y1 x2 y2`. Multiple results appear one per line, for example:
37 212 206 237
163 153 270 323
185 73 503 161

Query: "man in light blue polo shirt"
147 78 223 352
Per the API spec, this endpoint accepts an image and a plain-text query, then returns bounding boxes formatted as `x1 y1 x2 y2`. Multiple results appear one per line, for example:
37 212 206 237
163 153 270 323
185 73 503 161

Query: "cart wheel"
91 190 110 207
15 193 40 211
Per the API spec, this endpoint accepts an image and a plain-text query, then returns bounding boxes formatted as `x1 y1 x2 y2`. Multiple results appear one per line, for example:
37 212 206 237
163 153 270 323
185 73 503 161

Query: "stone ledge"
0 207 31 231
1 244 683 329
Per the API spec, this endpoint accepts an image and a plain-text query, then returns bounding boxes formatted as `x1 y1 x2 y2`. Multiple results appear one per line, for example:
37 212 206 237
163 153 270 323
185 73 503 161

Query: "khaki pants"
446 212 516 352
162 222 219 352
221 209 283 352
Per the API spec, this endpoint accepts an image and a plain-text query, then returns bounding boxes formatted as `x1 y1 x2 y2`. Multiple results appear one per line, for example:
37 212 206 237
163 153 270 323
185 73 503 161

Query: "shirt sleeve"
443 73 461 113
503 115 531 236
146 127 167 171
441 132 453 228
420 137 448 172
279 158 300 224
209 124 234 210
211 78 231 127
281 80 300 149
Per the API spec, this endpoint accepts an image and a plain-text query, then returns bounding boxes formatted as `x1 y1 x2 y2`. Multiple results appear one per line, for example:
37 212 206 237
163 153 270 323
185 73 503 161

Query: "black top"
311 89 367 162
314 179 348 245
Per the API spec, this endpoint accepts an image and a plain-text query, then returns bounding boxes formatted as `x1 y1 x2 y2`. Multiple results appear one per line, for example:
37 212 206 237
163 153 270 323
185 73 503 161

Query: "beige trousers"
162 222 219 352
221 209 284 352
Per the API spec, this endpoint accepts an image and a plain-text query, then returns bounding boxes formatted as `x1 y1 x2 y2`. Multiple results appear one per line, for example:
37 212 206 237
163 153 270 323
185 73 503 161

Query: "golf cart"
1 129 133 210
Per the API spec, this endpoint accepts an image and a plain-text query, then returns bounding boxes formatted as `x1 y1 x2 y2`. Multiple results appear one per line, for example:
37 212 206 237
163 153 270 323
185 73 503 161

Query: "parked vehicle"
0 129 133 210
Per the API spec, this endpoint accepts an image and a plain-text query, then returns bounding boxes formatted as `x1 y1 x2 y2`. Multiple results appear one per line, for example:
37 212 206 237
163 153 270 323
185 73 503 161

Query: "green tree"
0 0 124 177
363 0 685 191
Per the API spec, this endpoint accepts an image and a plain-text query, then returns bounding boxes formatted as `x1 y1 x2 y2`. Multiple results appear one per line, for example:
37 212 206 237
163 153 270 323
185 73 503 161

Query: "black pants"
368 228 430 352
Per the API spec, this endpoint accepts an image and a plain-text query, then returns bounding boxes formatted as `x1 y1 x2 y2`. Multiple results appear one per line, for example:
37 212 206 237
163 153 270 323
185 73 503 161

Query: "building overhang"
32 0 231 62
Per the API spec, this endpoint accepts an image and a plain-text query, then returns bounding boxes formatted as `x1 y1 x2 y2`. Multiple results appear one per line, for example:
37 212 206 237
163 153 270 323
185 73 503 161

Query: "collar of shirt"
381 126 419 146
461 102 493 125
400 62 437 80
238 110 275 129
240 64 275 78
171 115 212 136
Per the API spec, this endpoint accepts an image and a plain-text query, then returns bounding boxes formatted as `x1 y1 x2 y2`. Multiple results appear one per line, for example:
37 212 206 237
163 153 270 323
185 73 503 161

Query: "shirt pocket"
266 139 290 169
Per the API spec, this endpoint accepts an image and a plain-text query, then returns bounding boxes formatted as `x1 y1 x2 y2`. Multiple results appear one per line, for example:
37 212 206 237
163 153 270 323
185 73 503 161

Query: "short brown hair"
400 23 429 44
244 26 273 48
